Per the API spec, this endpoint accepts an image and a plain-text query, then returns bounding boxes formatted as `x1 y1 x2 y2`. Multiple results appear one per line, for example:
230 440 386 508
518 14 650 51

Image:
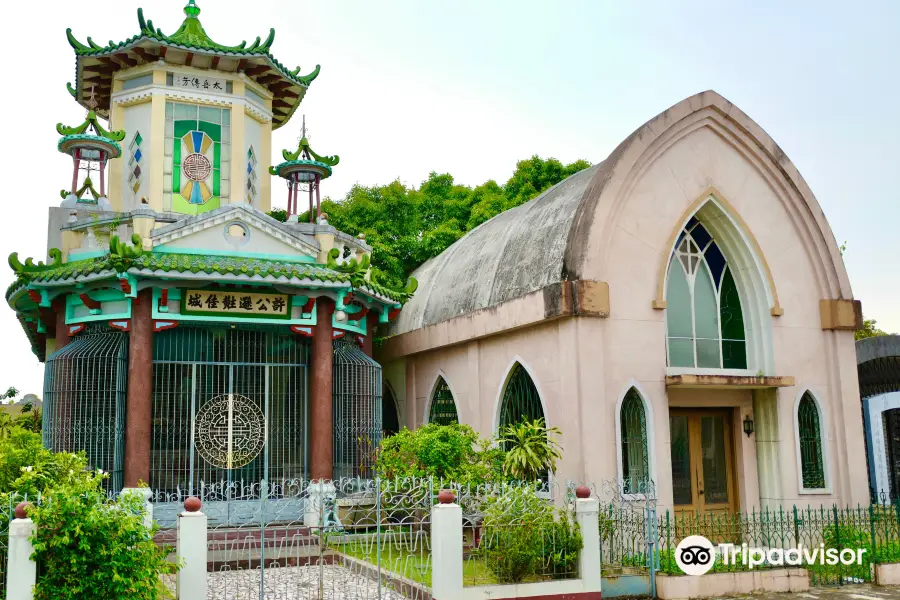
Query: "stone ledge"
665 374 795 389
657 568 808 599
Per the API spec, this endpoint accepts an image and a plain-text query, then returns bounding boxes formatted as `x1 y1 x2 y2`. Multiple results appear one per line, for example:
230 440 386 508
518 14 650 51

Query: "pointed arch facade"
659 191 776 373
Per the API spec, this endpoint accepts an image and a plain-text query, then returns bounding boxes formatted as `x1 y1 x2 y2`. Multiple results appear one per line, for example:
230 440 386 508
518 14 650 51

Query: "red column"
308 184 314 223
315 174 322 220
362 314 375 357
310 297 335 480
124 289 153 488
53 296 70 351
71 153 80 195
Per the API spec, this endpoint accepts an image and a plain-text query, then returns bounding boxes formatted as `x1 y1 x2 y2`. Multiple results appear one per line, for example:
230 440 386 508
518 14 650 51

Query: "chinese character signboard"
170 73 228 93
181 289 291 320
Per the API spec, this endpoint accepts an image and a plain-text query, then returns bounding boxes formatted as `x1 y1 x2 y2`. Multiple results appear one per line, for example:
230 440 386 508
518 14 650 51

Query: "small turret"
270 116 339 222
57 89 125 211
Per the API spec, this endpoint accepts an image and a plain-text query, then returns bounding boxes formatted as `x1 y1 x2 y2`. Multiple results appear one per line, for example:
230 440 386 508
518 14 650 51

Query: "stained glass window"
127 131 144 202
428 376 458 426
620 388 649 494
666 219 747 369
798 393 826 489
164 102 230 215
246 146 258 205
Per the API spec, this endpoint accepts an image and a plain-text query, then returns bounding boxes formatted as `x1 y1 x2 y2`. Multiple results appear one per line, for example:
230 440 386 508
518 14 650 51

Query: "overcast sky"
1 0 897 397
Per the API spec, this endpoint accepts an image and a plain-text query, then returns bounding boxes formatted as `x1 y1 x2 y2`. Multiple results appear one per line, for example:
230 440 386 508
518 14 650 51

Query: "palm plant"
497 417 563 482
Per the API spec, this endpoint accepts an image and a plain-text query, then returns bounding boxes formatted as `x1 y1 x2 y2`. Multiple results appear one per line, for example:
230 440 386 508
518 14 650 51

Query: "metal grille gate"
333 341 382 479
43 326 127 491
151 326 309 495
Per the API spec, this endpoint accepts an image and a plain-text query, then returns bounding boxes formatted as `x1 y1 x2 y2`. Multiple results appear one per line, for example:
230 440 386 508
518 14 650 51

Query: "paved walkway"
716 584 900 600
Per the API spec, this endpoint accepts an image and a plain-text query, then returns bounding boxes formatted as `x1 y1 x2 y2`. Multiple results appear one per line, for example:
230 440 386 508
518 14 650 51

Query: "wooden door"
669 409 737 515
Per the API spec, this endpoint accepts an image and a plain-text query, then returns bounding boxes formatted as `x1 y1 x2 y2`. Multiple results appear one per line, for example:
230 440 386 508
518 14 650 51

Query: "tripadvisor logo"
675 535 716 575
675 535 867 575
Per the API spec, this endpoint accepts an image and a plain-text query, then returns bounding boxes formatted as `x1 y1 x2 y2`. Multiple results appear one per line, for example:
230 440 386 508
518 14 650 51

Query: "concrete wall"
380 92 869 510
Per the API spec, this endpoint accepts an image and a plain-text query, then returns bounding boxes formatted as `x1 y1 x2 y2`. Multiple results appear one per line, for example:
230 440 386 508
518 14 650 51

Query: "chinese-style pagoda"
6 1 414 496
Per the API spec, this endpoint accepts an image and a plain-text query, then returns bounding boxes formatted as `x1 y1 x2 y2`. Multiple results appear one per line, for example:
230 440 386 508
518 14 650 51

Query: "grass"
339 541 503 586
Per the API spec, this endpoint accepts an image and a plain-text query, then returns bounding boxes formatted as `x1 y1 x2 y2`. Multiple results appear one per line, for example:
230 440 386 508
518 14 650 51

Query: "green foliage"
278 156 589 287
267 208 288 223
857 316 893 341
30 478 177 600
1 387 18 402
0 429 94 497
373 423 504 485
547 509 583 579
479 486 582 583
498 418 563 482
15 408 42 433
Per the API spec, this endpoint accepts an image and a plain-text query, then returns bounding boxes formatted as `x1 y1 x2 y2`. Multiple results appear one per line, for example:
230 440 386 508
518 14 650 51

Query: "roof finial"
86 86 99 111
184 0 201 18
300 114 308 140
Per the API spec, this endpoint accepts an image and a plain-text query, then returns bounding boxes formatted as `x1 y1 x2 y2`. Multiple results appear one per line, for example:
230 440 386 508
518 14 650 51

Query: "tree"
268 155 591 287
856 316 893 341
1 387 18 403
497 418 563 482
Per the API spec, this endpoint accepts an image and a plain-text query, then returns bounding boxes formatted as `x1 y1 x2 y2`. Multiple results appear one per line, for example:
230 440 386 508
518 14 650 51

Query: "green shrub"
30 478 177 600
374 423 505 485
546 508 583 579
479 486 582 583
0 428 95 496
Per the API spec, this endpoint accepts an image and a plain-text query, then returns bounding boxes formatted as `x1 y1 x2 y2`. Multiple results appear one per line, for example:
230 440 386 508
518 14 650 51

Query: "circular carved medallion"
194 394 266 469
182 153 212 181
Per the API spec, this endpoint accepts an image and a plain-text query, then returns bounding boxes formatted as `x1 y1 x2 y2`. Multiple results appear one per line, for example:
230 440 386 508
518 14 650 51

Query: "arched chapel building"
379 91 869 511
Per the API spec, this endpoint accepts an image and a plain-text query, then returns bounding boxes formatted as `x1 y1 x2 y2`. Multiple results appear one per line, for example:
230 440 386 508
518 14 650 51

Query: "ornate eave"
6 243 414 359
66 4 320 129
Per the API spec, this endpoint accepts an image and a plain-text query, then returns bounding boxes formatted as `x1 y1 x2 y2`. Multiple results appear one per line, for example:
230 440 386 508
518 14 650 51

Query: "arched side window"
428 376 458 426
666 217 747 369
620 388 649 494
499 363 544 432
797 392 827 490
382 384 400 438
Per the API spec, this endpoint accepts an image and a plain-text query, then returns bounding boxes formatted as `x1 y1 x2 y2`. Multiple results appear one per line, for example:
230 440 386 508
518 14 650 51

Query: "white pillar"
7 509 37 600
122 487 154 529
431 492 463 600
575 490 601 594
177 499 207 600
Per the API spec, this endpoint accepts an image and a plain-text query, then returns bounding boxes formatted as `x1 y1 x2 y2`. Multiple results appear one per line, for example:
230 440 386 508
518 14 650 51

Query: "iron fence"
460 481 580 586
154 477 433 599
43 327 127 492
656 504 896 585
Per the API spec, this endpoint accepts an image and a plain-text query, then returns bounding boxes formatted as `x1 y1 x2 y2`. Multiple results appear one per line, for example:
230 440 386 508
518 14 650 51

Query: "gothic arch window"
428 376 458 426
382 383 400 437
797 392 827 490
498 363 545 432
666 216 747 369
620 388 649 494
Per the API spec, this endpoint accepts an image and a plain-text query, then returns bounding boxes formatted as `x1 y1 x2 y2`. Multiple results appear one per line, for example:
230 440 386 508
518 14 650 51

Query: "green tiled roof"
7 251 409 304
66 2 319 129
133 252 348 282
